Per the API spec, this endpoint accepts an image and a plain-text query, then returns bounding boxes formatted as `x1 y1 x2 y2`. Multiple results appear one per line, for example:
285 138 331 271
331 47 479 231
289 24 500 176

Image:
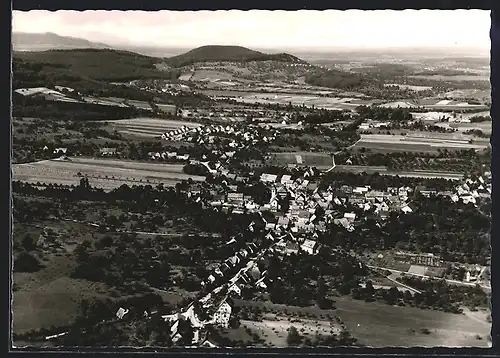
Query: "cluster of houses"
129 79 191 96
450 172 492 206
204 171 418 231
158 221 280 346
147 150 191 162
162 123 279 149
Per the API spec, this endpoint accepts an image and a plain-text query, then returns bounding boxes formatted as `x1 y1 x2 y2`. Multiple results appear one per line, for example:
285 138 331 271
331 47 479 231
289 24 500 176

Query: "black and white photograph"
11 9 492 349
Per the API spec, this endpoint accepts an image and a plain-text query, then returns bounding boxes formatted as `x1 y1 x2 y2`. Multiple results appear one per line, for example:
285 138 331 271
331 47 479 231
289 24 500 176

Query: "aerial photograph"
11 9 492 348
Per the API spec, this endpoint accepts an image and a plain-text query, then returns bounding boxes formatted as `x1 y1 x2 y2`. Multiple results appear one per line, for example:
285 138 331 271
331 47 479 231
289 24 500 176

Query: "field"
83 96 129 108
241 316 341 348
212 91 374 110
126 100 152 110
447 122 492 135
107 117 201 138
156 104 177 114
333 296 490 347
442 89 490 101
353 134 489 154
13 157 206 191
203 86 488 111
380 100 488 110
232 298 490 347
190 70 235 82
269 152 334 168
332 166 465 180
232 300 342 347
13 252 110 334
410 74 490 82
268 152 464 179
385 84 432 91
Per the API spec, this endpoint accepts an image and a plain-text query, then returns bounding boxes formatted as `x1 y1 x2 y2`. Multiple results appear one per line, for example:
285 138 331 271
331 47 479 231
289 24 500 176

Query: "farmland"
13 157 206 191
410 74 490 82
106 117 202 138
221 91 490 111
232 298 490 347
230 93 372 110
333 296 490 347
352 134 489 154
240 317 341 348
268 152 465 179
329 166 465 180
13 254 110 334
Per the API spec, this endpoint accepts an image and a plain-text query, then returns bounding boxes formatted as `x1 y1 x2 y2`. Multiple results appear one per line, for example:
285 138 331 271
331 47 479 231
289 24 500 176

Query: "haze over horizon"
13 10 490 54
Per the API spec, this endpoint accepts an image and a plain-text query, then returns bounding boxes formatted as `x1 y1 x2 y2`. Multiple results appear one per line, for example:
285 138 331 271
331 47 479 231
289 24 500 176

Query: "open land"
352 134 489 154
106 118 202 138
13 157 206 190
232 298 490 347
269 152 465 179
333 296 490 347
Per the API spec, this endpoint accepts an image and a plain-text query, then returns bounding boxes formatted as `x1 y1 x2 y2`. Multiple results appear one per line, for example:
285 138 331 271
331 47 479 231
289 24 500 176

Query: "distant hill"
13 49 179 86
12 32 111 51
166 45 306 67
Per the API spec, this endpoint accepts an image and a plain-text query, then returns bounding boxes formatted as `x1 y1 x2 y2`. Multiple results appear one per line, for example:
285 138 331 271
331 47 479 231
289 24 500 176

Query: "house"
53 147 68 155
277 216 291 229
340 185 353 194
366 190 387 201
353 186 369 194
228 284 242 297
227 192 244 205
100 147 117 156
281 175 293 185
344 212 356 222
300 239 319 255
176 154 190 161
334 218 354 231
260 173 278 183
462 196 476 205
116 307 129 320
401 204 414 214
411 253 442 267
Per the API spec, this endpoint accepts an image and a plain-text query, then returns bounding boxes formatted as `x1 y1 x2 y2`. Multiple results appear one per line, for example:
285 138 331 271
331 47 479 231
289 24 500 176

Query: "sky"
12 10 491 50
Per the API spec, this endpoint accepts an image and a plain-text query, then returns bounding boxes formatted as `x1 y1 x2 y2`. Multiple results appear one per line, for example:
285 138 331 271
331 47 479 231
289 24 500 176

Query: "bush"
14 252 43 272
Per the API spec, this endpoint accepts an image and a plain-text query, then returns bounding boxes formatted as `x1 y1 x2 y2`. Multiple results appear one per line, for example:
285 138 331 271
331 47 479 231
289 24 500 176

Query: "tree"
14 252 43 272
365 280 375 297
286 326 302 346
21 234 36 252
385 287 401 306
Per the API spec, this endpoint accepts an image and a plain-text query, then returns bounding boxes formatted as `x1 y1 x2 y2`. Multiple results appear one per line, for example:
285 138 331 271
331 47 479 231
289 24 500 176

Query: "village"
99 118 492 347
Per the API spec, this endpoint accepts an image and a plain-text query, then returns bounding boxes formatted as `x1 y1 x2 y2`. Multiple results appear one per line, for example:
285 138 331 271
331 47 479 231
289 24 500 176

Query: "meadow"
13 157 206 191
